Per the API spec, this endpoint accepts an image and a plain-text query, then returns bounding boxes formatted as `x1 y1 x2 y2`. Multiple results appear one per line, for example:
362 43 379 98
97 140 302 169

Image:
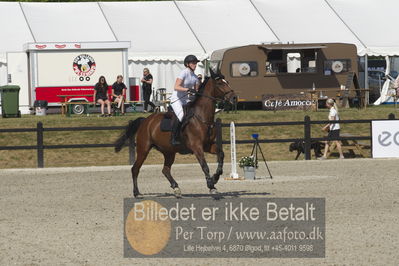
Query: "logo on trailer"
73 54 96 81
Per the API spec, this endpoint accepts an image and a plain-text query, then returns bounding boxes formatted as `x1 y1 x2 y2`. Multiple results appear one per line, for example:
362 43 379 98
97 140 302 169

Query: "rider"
170 54 201 145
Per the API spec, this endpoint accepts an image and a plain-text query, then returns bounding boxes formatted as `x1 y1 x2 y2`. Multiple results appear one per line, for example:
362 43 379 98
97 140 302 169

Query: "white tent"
0 2 34 86
251 0 365 51
21 2 116 43
1 0 399 109
327 0 399 56
100 1 206 92
176 0 279 52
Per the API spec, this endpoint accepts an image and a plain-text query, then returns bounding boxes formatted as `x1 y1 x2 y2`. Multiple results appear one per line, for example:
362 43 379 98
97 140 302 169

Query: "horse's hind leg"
131 142 151 198
161 152 181 198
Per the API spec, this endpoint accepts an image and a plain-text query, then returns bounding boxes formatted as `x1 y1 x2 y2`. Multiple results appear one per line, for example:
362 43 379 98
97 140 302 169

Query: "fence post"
388 113 395 120
37 122 44 168
215 118 223 168
304 115 311 160
215 118 222 150
128 137 136 165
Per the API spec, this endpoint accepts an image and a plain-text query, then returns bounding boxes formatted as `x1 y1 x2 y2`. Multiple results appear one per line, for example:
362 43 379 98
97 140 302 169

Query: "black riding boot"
171 120 182 146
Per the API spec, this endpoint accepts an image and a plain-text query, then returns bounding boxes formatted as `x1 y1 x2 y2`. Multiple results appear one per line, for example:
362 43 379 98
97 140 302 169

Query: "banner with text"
262 94 316 111
372 120 399 158
123 198 325 258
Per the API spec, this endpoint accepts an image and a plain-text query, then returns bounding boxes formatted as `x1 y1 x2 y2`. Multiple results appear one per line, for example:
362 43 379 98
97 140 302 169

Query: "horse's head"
208 68 236 105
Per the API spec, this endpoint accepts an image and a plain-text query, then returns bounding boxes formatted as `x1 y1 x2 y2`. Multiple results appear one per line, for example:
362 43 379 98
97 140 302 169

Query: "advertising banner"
371 120 399 158
262 94 315 111
124 198 325 258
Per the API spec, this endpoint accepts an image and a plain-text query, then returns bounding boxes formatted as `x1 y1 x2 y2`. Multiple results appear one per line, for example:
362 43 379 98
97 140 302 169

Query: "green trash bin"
0 85 21 118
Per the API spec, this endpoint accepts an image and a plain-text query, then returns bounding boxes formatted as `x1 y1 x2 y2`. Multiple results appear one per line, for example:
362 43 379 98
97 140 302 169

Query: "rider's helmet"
184 55 200 67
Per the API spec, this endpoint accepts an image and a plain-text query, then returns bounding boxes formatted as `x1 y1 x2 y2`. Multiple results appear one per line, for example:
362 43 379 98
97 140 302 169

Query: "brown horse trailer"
209 43 362 109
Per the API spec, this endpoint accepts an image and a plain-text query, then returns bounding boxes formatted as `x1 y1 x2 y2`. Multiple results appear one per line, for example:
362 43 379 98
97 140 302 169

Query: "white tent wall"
0 63 7 86
20 2 116 42
176 0 279 52
128 60 205 99
0 2 33 114
251 0 365 51
0 62 7 115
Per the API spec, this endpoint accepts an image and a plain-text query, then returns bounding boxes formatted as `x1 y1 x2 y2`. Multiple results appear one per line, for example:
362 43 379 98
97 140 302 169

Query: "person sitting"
93 76 111 117
170 55 200 145
112 75 127 115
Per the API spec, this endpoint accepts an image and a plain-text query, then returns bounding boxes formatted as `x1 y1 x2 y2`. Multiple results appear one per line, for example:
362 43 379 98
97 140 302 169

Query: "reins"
191 77 234 126
168 75 234 126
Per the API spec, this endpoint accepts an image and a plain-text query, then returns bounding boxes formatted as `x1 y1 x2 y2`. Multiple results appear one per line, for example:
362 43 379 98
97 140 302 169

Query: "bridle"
191 76 235 126
194 77 234 103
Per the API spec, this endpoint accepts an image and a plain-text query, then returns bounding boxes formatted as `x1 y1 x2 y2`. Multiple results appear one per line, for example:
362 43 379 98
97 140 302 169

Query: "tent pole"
365 55 369 105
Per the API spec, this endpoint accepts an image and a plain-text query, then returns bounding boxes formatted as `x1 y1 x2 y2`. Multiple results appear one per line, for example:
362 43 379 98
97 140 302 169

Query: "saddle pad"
160 117 172 131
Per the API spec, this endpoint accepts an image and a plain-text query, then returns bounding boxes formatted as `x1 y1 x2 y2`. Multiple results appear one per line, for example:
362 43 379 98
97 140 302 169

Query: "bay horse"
114 70 235 198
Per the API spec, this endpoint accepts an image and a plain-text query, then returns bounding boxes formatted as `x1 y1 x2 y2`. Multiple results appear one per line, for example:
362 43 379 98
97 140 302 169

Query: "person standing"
141 68 156 112
112 75 127 114
93 76 111 117
319 98 344 159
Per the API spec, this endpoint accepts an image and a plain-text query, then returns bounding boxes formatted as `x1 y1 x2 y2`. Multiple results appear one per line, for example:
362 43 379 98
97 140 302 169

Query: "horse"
114 70 236 198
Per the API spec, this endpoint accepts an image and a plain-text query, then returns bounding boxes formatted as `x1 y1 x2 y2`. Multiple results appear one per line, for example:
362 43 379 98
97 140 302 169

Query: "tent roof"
100 1 206 61
176 0 279 52
20 2 116 43
1 0 399 63
251 0 365 52
327 0 399 56
0 3 34 61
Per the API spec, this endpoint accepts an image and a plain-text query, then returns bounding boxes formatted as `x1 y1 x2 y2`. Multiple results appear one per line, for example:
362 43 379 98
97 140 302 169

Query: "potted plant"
238 156 257 180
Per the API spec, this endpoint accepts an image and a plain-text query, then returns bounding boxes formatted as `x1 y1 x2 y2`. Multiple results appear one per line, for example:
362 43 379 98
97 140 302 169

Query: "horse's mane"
183 76 211 122
181 73 225 125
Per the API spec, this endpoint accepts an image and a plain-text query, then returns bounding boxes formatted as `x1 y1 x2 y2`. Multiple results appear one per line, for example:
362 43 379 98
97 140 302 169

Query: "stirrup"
171 138 181 146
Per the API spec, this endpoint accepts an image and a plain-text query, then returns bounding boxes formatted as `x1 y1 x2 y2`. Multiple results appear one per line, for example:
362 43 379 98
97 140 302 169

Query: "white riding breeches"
171 99 186 122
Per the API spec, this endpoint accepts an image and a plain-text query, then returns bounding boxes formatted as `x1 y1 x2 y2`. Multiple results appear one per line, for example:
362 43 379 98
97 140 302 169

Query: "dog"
289 140 324 160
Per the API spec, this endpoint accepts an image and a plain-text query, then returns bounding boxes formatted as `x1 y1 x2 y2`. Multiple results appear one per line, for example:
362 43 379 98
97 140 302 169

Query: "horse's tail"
114 117 145 153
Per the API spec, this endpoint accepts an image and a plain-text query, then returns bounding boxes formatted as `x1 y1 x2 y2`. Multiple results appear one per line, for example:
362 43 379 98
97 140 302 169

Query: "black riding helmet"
184 55 200 67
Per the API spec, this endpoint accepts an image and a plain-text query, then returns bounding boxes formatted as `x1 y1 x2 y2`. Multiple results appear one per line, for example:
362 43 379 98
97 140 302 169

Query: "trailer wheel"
72 104 85 115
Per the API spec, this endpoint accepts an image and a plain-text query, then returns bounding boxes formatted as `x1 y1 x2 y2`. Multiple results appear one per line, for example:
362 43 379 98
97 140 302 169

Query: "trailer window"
265 49 317 75
323 59 351 75
231 62 258 77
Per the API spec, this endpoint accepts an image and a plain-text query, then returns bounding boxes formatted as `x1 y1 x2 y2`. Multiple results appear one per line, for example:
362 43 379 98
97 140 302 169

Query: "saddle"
160 106 193 154
160 107 175 132
160 105 193 132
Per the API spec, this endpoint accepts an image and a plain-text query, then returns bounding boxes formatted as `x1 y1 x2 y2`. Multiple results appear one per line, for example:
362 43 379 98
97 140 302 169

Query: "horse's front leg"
192 147 217 193
209 143 224 185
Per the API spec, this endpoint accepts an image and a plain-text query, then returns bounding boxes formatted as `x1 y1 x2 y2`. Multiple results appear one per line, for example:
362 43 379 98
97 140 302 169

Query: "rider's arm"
174 78 189 92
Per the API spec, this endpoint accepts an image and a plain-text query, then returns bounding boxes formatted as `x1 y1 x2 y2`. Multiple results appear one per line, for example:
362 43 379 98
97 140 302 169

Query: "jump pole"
225 121 244 180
